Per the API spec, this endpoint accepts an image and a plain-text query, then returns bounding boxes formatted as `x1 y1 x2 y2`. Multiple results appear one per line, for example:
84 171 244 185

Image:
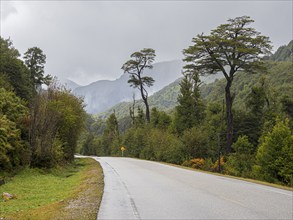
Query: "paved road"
94 157 292 219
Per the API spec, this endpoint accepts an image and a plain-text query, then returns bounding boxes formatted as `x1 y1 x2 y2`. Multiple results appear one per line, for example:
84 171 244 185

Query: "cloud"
1 1 292 85
0 1 17 21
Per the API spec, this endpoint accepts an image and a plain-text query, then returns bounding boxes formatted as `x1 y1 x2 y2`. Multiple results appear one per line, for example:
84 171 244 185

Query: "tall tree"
174 71 204 135
183 16 272 153
23 47 51 89
102 112 119 155
0 37 34 100
122 48 156 123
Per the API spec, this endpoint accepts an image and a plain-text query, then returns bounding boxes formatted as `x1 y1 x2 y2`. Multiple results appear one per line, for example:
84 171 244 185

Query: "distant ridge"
72 60 184 114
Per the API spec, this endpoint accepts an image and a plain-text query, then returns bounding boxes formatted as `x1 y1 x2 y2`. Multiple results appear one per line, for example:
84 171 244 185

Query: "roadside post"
121 146 126 157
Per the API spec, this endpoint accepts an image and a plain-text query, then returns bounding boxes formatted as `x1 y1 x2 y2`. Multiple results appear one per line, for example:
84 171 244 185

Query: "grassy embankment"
0 158 104 220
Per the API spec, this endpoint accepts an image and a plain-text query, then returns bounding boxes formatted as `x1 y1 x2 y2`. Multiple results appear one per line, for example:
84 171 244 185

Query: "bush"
212 156 225 172
254 118 293 185
181 158 208 170
224 136 255 178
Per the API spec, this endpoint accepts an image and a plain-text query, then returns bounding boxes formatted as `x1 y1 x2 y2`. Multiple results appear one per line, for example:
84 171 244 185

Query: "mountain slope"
57 78 81 91
73 60 183 114
269 40 293 62
98 60 293 119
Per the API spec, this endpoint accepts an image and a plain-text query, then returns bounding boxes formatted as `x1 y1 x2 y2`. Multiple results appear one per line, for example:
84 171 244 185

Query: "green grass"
0 158 104 220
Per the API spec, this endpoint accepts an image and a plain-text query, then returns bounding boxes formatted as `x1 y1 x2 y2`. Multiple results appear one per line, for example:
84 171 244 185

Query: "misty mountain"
72 60 184 114
57 78 81 91
98 73 223 119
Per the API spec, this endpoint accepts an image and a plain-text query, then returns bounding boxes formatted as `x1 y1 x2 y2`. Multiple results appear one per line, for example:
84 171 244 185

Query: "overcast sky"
1 1 292 85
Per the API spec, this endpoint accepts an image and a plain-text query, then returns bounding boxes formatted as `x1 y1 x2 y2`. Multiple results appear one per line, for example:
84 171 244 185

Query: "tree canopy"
183 16 272 153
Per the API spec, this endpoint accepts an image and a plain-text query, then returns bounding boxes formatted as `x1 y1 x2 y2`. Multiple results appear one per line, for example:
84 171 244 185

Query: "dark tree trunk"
140 85 150 123
144 97 150 123
225 79 233 153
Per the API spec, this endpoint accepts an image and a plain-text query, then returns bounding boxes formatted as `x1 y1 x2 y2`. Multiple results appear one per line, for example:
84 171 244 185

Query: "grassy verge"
0 158 104 220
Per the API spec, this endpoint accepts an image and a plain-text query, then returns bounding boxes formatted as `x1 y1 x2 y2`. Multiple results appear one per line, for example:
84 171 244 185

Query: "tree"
122 48 156 123
29 84 86 167
151 107 172 130
181 126 209 159
254 118 293 185
174 71 204 134
0 37 34 100
23 47 51 89
0 88 29 170
102 112 119 155
183 16 272 153
224 135 255 177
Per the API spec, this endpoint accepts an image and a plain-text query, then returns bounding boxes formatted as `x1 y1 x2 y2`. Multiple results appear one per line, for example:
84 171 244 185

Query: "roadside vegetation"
0 158 103 220
0 37 104 218
79 16 293 187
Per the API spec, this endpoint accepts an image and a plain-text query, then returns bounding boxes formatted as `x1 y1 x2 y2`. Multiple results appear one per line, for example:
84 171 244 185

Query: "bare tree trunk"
144 97 150 123
140 85 150 123
225 79 233 153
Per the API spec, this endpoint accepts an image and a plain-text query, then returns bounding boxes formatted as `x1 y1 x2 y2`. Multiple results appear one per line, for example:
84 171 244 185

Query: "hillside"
98 60 293 119
97 78 182 119
73 60 184 114
269 40 293 62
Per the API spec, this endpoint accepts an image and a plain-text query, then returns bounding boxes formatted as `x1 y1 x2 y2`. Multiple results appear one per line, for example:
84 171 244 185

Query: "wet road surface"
95 157 292 219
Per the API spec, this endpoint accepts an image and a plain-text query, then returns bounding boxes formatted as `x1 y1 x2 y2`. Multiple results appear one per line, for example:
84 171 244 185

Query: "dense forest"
0 37 86 174
79 18 293 186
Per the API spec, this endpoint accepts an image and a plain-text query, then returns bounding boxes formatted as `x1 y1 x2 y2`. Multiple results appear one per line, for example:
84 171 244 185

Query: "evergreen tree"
254 118 293 185
0 37 34 100
23 47 51 89
102 112 119 155
174 71 204 135
151 107 171 130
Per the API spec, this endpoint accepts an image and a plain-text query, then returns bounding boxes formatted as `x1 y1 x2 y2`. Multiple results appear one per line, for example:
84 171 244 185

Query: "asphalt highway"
95 157 292 219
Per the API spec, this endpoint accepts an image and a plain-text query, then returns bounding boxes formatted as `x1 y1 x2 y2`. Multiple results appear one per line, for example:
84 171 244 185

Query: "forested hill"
201 61 293 109
98 40 293 120
97 78 182 119
268 40 293 62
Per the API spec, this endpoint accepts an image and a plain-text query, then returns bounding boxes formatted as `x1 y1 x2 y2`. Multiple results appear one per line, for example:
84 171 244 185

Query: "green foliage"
280 95 293 119
151 107 172 130
0 37 34 100
183 16 272 76
224 136 255 177
81 133 98 155
134 106 146 127
23 47 51 88
143 128 184 164
0 88 29 170
181 127 209 159
201 61 293 111
174 73 204 134
183 15 272 152
269 40 293 62
254 118 293 185
29 85 86 168
122 127 146 158
0 115 22 169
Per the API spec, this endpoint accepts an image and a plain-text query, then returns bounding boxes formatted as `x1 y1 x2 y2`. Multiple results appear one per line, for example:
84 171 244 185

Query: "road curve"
94 157 292 219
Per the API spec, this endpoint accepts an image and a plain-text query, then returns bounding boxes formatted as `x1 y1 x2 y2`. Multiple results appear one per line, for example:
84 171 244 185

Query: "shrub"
254 118 293 185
